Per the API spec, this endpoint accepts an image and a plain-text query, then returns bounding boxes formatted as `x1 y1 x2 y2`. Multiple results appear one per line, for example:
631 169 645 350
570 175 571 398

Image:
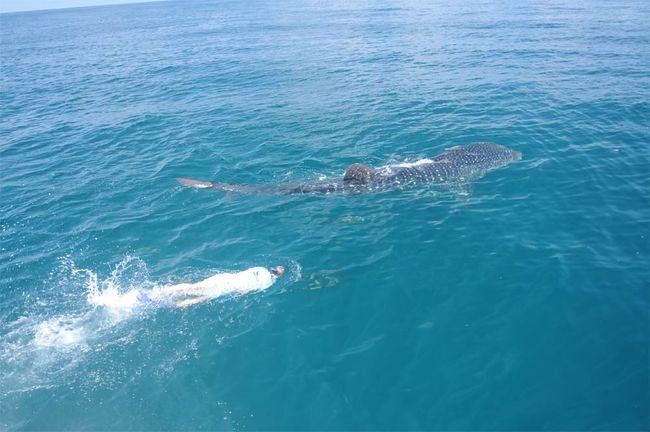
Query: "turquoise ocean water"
1 0 649 430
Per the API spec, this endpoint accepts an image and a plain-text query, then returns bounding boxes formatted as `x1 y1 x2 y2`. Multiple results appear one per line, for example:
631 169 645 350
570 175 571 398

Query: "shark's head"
458 142 522 171
510 148 523 162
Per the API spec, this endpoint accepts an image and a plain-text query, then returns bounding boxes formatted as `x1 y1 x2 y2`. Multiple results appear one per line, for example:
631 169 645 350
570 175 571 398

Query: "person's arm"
174 296 209 308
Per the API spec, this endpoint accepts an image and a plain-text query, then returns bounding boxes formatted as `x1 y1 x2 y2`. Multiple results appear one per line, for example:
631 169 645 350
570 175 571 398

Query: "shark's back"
379 142 522 186
433 142 522 171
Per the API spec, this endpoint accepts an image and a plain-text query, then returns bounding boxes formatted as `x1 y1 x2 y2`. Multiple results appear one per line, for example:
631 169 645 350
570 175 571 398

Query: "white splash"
80 257 147 318
29 256 155 350
389 158 434 168
377 158 434 175
0 257 156 396
34 316 87 348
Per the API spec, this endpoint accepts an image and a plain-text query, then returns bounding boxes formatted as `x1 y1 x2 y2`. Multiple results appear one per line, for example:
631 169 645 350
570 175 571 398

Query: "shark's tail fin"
177 177 344 195
177 177 253 193
177 177 216 189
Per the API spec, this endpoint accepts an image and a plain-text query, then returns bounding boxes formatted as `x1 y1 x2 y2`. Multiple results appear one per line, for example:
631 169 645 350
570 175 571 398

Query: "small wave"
289 259 302 283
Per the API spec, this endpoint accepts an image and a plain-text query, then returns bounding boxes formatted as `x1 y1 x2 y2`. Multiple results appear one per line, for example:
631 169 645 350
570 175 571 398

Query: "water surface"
1 0 648 430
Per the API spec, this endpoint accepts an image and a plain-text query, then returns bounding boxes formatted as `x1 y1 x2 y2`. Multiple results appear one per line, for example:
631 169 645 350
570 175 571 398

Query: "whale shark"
177 142 522 196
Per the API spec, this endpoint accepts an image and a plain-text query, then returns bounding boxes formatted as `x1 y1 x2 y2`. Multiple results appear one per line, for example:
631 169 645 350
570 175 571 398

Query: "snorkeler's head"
270 266 285 277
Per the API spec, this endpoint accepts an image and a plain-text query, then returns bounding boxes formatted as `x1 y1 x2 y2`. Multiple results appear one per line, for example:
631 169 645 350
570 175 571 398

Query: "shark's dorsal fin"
343 164 377 184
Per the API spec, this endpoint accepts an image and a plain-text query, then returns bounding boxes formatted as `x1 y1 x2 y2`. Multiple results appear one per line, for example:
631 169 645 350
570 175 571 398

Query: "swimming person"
140 266 285 308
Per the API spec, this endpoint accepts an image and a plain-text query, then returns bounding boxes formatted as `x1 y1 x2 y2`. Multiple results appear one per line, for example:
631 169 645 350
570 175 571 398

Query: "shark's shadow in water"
177 142 522 196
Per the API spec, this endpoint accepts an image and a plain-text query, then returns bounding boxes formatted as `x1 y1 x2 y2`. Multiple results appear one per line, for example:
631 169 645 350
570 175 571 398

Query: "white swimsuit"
198 267 277 298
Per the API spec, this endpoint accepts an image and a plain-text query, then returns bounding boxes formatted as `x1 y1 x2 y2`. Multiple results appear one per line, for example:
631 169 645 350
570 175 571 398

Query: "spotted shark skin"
177 142 522 195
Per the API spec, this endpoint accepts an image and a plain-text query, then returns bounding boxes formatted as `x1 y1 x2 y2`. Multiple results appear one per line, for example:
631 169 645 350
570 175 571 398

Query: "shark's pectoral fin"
448 181 474 199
